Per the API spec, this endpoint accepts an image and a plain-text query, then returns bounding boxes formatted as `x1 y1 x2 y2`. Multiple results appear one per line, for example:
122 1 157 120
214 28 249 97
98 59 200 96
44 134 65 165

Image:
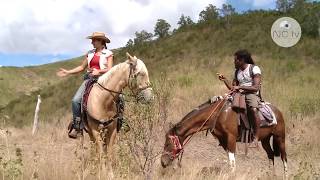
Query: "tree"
177 14 194 28
133 30 153 45
220 4 236 28
296 1 320 37
198 4 219 23
221 4 236 17
126 39 134 48
154 19 171 38
276 0 293 12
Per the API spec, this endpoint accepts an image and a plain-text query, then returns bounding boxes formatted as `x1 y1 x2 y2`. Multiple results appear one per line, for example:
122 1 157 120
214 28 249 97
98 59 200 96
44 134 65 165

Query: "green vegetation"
0 1 319 128
0 57 82 107
154 19 171 38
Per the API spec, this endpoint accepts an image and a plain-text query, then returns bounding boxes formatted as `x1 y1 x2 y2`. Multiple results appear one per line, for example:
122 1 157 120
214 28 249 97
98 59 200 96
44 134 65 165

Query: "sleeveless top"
87 48 113 70
236 64 261 87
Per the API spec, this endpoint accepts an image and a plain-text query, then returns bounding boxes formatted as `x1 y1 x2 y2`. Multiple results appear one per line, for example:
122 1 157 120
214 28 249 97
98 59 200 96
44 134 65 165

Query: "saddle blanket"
258 102 277 127
82 78 97 112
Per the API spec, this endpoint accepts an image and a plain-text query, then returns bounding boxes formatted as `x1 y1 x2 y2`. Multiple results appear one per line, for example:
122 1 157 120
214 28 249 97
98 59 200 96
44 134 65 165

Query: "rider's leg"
251 107 261 139
245 93 261 141
69 80 88 138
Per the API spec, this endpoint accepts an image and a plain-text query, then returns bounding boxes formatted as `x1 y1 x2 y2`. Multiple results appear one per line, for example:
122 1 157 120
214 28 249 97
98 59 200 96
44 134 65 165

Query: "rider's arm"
238 74 261 93
66 58 88 74
98 55 113 74
222 78 237 90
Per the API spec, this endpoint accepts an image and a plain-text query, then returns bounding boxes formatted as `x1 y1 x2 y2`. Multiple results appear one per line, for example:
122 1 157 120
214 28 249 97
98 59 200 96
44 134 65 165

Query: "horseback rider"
217 49 262 142
57 32 114 138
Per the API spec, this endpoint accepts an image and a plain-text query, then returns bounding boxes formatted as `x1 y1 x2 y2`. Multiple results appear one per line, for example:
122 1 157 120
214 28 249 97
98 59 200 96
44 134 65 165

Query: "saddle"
229 92 277 143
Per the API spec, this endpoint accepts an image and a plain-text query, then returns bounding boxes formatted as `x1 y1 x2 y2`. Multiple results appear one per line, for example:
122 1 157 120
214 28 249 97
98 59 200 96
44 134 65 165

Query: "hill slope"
0 58 82 107
0 9 319 127
0 9 319 179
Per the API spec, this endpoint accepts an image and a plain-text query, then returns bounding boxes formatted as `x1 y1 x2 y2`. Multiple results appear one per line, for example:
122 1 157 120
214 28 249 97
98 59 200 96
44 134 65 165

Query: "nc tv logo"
271 17 301 48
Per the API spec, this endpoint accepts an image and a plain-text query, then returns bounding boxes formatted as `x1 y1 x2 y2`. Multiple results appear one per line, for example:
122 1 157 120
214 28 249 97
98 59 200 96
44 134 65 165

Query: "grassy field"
0 8 319 180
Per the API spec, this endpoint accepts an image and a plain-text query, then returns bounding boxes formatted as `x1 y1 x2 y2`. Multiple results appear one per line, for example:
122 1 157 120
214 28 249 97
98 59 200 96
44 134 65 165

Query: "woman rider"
217 49 262 143
57 32 113 139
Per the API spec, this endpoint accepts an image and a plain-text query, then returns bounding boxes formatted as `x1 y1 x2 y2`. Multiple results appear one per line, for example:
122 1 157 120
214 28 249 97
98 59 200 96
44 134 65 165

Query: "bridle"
163 133 184 160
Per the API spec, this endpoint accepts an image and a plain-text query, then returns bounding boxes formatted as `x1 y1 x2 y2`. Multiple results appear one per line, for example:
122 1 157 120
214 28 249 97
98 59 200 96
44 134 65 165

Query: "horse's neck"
175 99 226 141
99 63 130 94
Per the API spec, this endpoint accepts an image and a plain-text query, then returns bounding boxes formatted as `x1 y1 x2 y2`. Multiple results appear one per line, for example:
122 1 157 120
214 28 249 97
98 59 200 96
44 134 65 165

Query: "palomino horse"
85 53 153 177
161 95 287 176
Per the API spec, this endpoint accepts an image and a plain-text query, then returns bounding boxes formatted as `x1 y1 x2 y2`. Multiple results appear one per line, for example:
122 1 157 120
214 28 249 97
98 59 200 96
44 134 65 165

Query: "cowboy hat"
86 32 110 43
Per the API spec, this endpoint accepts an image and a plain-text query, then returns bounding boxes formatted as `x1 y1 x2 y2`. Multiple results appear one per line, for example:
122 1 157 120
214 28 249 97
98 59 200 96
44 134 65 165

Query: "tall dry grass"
0 56 319 179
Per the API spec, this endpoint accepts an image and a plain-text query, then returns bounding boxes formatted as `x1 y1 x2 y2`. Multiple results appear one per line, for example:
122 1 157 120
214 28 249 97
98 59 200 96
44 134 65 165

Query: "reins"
97 82 123 95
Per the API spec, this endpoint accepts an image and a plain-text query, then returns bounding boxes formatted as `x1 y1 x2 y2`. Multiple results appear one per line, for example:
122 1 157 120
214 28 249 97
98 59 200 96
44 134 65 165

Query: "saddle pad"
258 102 277 127
82 78 97 112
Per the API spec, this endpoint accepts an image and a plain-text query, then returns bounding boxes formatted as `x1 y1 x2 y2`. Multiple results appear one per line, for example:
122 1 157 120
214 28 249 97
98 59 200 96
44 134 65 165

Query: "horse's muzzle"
137 87 154 103
160 153 174 168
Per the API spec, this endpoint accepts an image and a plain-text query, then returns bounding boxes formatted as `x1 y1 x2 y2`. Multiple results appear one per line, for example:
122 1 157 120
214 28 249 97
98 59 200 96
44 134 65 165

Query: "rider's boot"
68 117 83 139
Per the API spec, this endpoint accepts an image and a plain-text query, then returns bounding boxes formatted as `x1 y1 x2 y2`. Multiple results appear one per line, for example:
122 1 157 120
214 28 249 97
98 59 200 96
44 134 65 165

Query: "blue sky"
227 0 276 12
0 0 277 67
0 53 77 67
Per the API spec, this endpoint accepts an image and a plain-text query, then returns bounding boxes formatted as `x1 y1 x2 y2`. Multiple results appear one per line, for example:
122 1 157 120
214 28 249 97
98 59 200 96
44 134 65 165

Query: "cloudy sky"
0 0 276 67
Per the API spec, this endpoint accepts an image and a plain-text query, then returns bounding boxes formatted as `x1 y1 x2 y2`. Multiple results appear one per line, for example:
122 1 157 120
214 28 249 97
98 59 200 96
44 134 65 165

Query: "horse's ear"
164 122 174 132
169 122 175 129
126 52 137 64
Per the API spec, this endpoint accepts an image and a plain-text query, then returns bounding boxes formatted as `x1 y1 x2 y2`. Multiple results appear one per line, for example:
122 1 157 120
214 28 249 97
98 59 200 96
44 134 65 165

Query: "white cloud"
0 0 225 55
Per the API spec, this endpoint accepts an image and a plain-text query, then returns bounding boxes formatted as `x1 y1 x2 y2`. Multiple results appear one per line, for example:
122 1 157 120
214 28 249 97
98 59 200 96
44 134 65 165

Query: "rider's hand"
91 68 100 76
231 86 240 91
56 68 69 77
216 73 226 81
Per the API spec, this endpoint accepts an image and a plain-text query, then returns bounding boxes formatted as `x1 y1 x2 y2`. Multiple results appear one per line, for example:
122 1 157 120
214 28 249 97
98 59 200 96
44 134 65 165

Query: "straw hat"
86 32 110 43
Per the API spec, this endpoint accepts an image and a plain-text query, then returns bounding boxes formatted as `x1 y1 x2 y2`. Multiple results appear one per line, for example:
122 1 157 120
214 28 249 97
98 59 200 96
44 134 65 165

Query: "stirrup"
122 122 130 132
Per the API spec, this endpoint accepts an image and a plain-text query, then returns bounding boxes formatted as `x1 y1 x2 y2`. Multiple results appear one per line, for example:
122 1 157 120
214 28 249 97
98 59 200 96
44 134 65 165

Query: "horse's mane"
171 98 222 133
97 62 130 85
97 59 147 85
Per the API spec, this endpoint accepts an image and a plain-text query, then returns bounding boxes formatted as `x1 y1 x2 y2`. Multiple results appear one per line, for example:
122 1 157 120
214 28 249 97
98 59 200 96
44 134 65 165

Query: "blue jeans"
71 79 88 129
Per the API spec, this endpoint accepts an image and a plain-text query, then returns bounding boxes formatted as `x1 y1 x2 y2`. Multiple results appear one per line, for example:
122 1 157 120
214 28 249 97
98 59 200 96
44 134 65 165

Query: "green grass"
0 9 319 127
0 57 82 107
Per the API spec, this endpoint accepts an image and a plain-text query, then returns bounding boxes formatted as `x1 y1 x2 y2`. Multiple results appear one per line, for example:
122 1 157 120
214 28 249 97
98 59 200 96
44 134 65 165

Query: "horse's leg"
274 135 288 177
105 126 117 179
261 135 275 173
226 133 237 172
91 128 108 179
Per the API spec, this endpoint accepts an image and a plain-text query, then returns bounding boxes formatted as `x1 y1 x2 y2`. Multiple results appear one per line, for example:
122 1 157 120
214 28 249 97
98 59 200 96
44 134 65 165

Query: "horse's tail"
273 135 280 157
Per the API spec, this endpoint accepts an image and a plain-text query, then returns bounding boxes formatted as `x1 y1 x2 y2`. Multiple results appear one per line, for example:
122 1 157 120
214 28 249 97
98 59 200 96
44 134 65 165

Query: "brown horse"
160 95 287 175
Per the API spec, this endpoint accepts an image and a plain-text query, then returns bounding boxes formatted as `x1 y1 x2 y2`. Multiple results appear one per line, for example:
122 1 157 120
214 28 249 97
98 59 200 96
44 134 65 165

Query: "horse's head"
161 126 183 168
126 52 153 103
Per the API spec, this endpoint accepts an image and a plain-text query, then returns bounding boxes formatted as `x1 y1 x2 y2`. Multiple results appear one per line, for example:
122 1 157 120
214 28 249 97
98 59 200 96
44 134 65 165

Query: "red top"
89 53 101 70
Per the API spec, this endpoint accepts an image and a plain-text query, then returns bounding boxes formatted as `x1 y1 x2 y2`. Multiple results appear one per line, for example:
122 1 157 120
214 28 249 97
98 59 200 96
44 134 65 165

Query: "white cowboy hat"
86 32 110 43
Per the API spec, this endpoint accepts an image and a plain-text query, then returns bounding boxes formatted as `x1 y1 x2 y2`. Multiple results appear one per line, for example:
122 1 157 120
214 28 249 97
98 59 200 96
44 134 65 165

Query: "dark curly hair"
234 49 255 64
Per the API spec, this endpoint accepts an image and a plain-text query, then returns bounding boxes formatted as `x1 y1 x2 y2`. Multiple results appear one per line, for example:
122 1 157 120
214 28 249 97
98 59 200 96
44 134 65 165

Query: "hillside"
0 8 319 179
0 58 82 108
1 9 319 127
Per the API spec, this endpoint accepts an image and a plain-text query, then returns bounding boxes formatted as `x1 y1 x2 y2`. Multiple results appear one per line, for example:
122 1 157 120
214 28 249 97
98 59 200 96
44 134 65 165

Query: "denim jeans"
71 79 88 129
